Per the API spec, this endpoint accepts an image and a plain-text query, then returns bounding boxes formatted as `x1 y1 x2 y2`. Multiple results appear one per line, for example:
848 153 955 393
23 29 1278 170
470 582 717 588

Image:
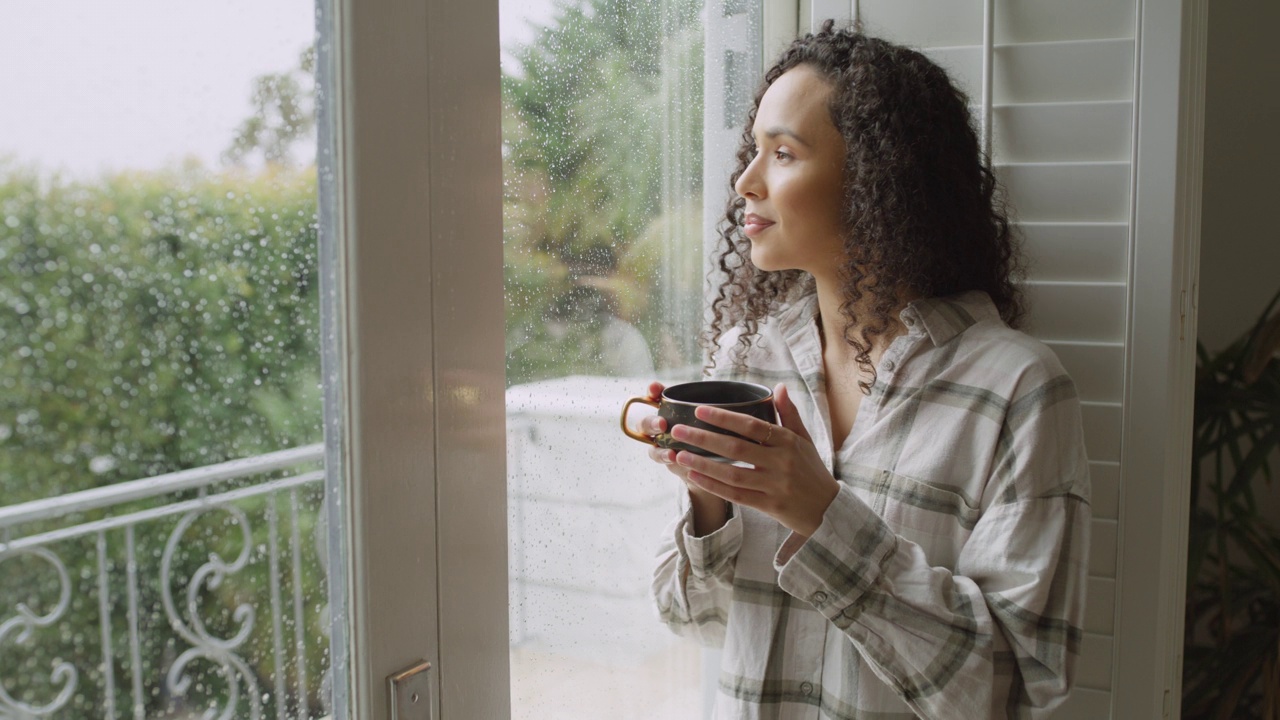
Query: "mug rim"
661 380 773 408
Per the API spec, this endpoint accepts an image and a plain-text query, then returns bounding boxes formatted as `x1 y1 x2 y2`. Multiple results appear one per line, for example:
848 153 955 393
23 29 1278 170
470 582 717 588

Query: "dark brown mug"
621 380 778 461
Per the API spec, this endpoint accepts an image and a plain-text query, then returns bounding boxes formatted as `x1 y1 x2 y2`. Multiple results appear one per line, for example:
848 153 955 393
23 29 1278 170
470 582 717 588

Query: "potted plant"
1183 287 1280 718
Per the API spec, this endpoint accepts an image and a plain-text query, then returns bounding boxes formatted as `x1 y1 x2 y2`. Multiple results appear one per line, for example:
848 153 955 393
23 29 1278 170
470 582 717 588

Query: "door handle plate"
388 659 432 720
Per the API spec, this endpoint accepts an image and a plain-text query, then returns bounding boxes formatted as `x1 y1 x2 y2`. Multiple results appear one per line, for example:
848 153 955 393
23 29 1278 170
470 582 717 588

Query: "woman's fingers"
679 455 767 504
675 448 766 491
691 405 779 446
649 445 679 467
774 383 813 443
639 413 667 436
670 423 768 467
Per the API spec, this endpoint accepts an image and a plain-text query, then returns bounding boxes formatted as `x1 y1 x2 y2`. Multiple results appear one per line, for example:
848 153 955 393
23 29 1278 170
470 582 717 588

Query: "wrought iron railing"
0 444 327 720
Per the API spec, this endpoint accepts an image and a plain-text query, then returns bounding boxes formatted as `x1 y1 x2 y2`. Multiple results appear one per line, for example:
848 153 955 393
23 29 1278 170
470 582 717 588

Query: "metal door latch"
388 659 432 720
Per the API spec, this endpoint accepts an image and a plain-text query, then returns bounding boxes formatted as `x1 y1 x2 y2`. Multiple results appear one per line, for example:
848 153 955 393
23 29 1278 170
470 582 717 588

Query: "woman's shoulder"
921 292 1074 393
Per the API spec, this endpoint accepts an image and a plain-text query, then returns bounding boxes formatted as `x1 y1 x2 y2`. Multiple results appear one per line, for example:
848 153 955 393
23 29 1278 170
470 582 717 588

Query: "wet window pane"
0 3 334 717
501 0 759 716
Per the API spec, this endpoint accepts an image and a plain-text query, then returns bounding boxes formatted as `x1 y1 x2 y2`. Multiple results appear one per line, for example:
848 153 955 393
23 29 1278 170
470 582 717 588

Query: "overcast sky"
0 0 558 178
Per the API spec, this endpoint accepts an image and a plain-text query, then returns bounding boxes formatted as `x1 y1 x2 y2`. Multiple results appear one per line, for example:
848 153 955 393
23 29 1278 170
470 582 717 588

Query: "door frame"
323 0 1207 716
1112 0 1206 717
323 0 508 717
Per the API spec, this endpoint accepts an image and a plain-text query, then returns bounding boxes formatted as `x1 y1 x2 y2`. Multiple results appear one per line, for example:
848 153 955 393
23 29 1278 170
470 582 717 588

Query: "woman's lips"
743 214 775 237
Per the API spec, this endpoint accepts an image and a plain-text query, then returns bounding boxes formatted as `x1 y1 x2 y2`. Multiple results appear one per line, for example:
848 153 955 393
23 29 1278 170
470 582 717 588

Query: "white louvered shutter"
810 1 1137 716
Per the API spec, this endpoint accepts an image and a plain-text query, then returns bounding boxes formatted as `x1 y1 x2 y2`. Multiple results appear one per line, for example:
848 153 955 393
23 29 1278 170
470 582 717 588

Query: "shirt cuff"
774 484 897 618
677 503 742 579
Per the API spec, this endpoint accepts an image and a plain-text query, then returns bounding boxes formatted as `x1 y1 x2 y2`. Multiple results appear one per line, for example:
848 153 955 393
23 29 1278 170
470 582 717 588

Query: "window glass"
501 0 759 716
0 2 335 717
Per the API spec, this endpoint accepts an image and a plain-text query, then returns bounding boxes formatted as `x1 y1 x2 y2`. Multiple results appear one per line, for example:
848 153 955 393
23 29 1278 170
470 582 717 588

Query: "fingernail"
670 424 687 440
675 451 692 467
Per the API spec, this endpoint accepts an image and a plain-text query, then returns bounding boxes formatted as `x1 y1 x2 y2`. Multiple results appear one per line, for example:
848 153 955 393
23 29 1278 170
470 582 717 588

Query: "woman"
645 21 1090 719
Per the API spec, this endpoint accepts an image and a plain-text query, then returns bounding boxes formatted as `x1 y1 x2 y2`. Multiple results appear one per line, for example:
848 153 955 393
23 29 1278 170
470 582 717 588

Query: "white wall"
1198 1 1280 354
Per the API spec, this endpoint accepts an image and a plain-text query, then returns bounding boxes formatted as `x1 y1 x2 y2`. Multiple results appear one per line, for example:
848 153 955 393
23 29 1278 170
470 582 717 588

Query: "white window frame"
324 0 1206 717
324 0 508 717
1113 1 1206 717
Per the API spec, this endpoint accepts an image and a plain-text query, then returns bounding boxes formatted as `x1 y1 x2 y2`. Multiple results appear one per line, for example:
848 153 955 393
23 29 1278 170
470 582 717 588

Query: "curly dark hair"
704 20 1024 391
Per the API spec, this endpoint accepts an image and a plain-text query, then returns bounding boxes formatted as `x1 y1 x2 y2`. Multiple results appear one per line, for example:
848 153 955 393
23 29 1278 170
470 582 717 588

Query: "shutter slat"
921 46 983 97
1051 687 1112 718
1090 518 1117 578
1043 340 1124 402
995 39 1135 103
1024 282 1127 343
926 39 1135 104
1022 222 1128 283
1089 461 1121 520
993 100 1133 163
1086 576 1117 635
1080 401 1122 463
857 0 984 48
1078 633 1115 691
995 0 1136 44
997 162 1131 222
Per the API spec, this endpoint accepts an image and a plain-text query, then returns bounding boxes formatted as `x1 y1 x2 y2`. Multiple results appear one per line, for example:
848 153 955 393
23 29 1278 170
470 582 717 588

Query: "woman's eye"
774 150 792 162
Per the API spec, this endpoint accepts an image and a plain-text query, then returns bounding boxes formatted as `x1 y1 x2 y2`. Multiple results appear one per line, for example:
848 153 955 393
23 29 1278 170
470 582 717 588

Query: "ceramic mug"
620 380 778 461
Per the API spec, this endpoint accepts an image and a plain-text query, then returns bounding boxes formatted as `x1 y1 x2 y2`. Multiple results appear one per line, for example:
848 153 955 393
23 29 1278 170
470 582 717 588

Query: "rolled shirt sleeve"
652 498 744 648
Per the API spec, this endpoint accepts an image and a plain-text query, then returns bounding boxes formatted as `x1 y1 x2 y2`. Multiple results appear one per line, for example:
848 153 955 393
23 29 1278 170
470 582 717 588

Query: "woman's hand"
671 383 838 538
638 382 680 473
638 381 731 536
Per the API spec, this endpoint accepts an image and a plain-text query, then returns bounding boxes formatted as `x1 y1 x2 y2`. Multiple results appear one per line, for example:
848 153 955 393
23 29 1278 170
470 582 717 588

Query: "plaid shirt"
652 289 1090 719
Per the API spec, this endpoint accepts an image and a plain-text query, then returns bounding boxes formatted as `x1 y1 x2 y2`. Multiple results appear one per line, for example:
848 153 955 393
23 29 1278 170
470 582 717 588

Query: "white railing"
0 444 326 720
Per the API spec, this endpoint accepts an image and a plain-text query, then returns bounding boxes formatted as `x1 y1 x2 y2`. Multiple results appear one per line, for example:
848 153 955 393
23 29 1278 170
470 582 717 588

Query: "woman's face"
734 65 847 277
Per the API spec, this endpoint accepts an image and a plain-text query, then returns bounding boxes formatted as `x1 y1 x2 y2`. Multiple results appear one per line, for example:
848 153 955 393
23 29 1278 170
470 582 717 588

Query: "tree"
223 47 317 169
502 0 705 384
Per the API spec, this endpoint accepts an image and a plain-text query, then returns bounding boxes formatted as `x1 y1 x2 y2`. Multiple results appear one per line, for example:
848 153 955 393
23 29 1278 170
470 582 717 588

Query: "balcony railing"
1 376 706 720
0 444 327 720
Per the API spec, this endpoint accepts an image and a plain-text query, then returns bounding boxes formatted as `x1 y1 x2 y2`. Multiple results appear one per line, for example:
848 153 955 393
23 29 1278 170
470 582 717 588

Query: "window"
500 0 750 715
0 2 333 717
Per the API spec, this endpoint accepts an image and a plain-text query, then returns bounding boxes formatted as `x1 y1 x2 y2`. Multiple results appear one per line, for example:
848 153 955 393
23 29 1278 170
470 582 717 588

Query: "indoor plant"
1183 287 1280 718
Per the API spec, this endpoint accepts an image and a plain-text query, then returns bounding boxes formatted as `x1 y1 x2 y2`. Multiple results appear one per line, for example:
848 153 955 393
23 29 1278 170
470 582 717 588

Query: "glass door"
499 0 761 716
0 1 338 718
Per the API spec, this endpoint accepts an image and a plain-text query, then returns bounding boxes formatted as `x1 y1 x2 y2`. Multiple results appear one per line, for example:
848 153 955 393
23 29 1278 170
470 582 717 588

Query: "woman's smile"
743 213 775 236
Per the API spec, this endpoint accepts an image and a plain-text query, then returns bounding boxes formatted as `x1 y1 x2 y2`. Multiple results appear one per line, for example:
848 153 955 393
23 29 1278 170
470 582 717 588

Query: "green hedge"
1 163 322 503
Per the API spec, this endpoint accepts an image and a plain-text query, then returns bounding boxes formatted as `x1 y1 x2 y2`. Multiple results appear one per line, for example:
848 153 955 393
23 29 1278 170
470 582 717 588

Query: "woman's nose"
734 155 764 200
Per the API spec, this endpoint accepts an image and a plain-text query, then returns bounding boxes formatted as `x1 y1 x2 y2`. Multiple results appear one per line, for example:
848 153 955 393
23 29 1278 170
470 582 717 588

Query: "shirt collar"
901 290 1001 346
773 285 1001 349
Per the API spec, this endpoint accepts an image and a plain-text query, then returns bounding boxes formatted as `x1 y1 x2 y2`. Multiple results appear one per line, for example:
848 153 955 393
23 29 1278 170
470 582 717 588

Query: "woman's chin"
749 247 794 274
749 246 780 273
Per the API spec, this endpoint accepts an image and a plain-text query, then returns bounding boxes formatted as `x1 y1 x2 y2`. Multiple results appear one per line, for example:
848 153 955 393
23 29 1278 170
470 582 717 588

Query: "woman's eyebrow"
761 125 810 148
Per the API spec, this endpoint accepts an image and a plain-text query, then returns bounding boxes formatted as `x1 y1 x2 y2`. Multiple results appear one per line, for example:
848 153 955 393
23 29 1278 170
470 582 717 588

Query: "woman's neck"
812 274 909 368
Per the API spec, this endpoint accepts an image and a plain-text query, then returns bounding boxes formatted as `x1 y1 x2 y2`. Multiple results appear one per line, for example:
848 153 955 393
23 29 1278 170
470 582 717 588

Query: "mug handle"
620 396 661 445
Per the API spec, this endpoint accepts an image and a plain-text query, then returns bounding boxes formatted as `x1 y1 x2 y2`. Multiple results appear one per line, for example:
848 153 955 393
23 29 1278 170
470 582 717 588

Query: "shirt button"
882 359 896 373
800 681 814 696
811 591 828 604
